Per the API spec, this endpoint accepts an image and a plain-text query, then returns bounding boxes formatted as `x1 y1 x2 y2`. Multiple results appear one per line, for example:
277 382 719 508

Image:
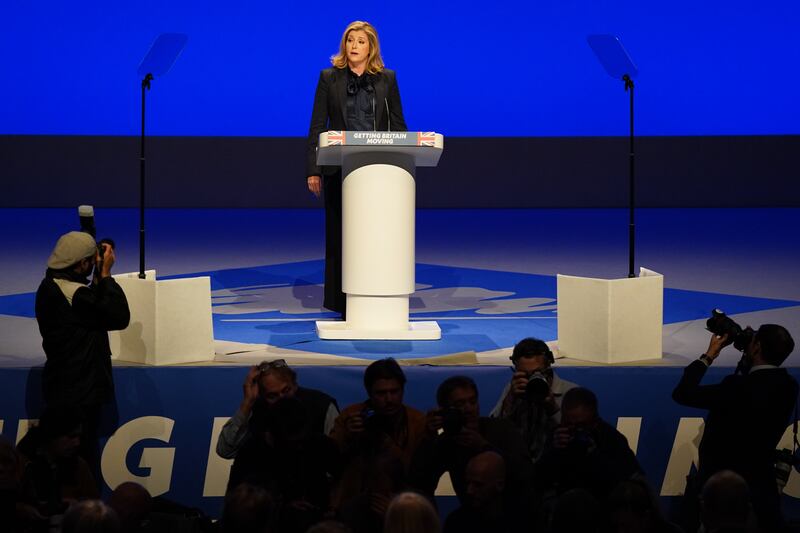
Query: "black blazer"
306 67 408 177
673 360 798 485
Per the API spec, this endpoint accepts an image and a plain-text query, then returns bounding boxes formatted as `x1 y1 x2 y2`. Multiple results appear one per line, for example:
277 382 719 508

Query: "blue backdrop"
3 365 800 519
2 1 798 136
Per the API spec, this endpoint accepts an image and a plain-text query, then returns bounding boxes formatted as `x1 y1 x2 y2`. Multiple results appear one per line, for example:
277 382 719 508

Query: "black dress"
306 66 407 315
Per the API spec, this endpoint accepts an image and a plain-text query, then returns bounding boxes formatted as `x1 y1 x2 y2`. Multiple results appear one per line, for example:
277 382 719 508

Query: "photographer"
226 397 341 533
672 320 797 531
35 231 129 466
330 358 426 509
216 359 339 459
409 376 532 508
490 338 577 463
535 387 642 506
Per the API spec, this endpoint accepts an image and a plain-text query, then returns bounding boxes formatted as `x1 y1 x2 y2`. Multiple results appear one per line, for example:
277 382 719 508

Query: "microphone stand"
623 74 635 278
139 73 153 279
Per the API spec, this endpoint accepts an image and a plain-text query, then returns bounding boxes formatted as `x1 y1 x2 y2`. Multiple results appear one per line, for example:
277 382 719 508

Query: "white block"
556 268 663 363
316 320 441 340
109 271 215 366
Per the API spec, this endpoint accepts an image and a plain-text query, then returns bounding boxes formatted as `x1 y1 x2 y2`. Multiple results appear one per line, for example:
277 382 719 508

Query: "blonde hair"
331 20 385 74
384 492 440 533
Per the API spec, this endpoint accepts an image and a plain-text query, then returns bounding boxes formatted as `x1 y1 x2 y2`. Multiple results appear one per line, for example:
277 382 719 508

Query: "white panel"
660 417 704 496
154 277 215 365
616 417 643 455
557 269 663 364
203 417 234 497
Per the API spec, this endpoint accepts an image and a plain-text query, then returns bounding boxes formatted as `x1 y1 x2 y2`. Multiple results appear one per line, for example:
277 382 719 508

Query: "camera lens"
525 373 550 403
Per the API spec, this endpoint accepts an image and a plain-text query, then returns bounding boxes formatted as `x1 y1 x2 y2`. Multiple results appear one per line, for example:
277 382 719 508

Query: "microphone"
372 94 376 131
385 98 391 131
78 205 96 238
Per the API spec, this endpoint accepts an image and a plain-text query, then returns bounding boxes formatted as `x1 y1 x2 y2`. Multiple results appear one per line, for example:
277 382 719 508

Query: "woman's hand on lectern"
308 175 322 198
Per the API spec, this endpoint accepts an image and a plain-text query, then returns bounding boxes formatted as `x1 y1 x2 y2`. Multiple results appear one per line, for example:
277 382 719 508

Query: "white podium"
315 131 444 340
556 268 663 363
109 270 215 365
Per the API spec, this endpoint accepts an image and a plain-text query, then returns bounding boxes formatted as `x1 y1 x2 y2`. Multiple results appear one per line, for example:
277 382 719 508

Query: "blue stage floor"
0 208 798 365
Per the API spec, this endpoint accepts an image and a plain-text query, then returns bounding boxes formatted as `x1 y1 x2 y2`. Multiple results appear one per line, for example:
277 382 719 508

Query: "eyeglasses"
257 359 288 373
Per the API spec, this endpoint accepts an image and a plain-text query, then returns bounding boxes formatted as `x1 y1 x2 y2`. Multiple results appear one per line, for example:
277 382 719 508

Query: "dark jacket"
535 419 643 501
306 67 407 177
673 361 798 486
35 275 130 407
250 387 338 437
409 417 533 504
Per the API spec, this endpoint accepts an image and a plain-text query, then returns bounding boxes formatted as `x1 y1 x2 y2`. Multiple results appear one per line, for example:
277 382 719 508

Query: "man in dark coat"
673 324 797 531
35 231 130 465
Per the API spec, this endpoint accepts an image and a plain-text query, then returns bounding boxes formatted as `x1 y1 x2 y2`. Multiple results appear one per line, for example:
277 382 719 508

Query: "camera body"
361 407 377 422
440 407 464 436
525 372 550 403
706 309 755 352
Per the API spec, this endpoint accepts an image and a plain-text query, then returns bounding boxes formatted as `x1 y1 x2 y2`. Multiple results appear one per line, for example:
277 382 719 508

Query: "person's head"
747 324 795 367
436 376 480 427
464 451 506 510
364 358 406 416
511 337 555 379
560 387 599 430
108 482 152 533
47 231 97 277
256 359 298 406
384 492 440 533
61 500 120 533
37 406 83 459
331 21 385 74
222 483 275 533
700 470 752 531
608 479 665 533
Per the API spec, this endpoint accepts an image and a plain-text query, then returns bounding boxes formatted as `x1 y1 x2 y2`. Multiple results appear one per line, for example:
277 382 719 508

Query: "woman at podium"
306 20 407 318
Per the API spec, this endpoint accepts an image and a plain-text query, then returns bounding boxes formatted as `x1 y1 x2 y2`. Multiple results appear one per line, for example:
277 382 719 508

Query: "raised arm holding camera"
672 311 798 531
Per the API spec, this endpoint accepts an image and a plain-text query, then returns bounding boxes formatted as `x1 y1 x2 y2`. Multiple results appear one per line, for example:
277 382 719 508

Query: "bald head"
465 451 506 508
61 500 120 533
701 470 751 529
109 482 152 533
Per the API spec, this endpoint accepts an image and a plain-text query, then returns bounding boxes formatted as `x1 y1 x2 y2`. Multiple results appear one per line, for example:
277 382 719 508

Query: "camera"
706 309 755 352
774 447 800 492
361 407 377 422
525 372 550 403
77 205 115 263
440 407 464 436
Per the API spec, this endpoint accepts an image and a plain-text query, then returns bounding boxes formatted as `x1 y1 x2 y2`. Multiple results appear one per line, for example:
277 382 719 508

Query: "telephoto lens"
525 372 550 403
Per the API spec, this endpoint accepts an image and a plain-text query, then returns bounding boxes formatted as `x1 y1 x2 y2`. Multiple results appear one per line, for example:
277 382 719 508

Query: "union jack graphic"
417 132 436 146
327 131 345 145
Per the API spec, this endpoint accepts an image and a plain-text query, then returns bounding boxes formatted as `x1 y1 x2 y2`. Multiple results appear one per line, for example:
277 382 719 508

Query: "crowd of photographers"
1 229 797 532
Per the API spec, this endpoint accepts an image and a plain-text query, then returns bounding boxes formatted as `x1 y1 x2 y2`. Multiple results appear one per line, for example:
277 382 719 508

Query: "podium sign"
316 131 444 340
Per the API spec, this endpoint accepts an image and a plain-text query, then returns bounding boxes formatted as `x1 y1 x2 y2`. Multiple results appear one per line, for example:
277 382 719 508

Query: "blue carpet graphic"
1 260 798 359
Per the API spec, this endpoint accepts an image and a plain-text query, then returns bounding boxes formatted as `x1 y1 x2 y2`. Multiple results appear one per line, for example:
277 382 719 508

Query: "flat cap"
47 231 97 269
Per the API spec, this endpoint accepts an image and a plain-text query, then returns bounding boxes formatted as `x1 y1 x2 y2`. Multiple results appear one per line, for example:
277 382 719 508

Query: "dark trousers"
323 172 346 315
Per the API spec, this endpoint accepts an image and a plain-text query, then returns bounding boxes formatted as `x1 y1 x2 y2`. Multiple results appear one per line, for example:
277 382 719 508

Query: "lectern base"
315 320 441 340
